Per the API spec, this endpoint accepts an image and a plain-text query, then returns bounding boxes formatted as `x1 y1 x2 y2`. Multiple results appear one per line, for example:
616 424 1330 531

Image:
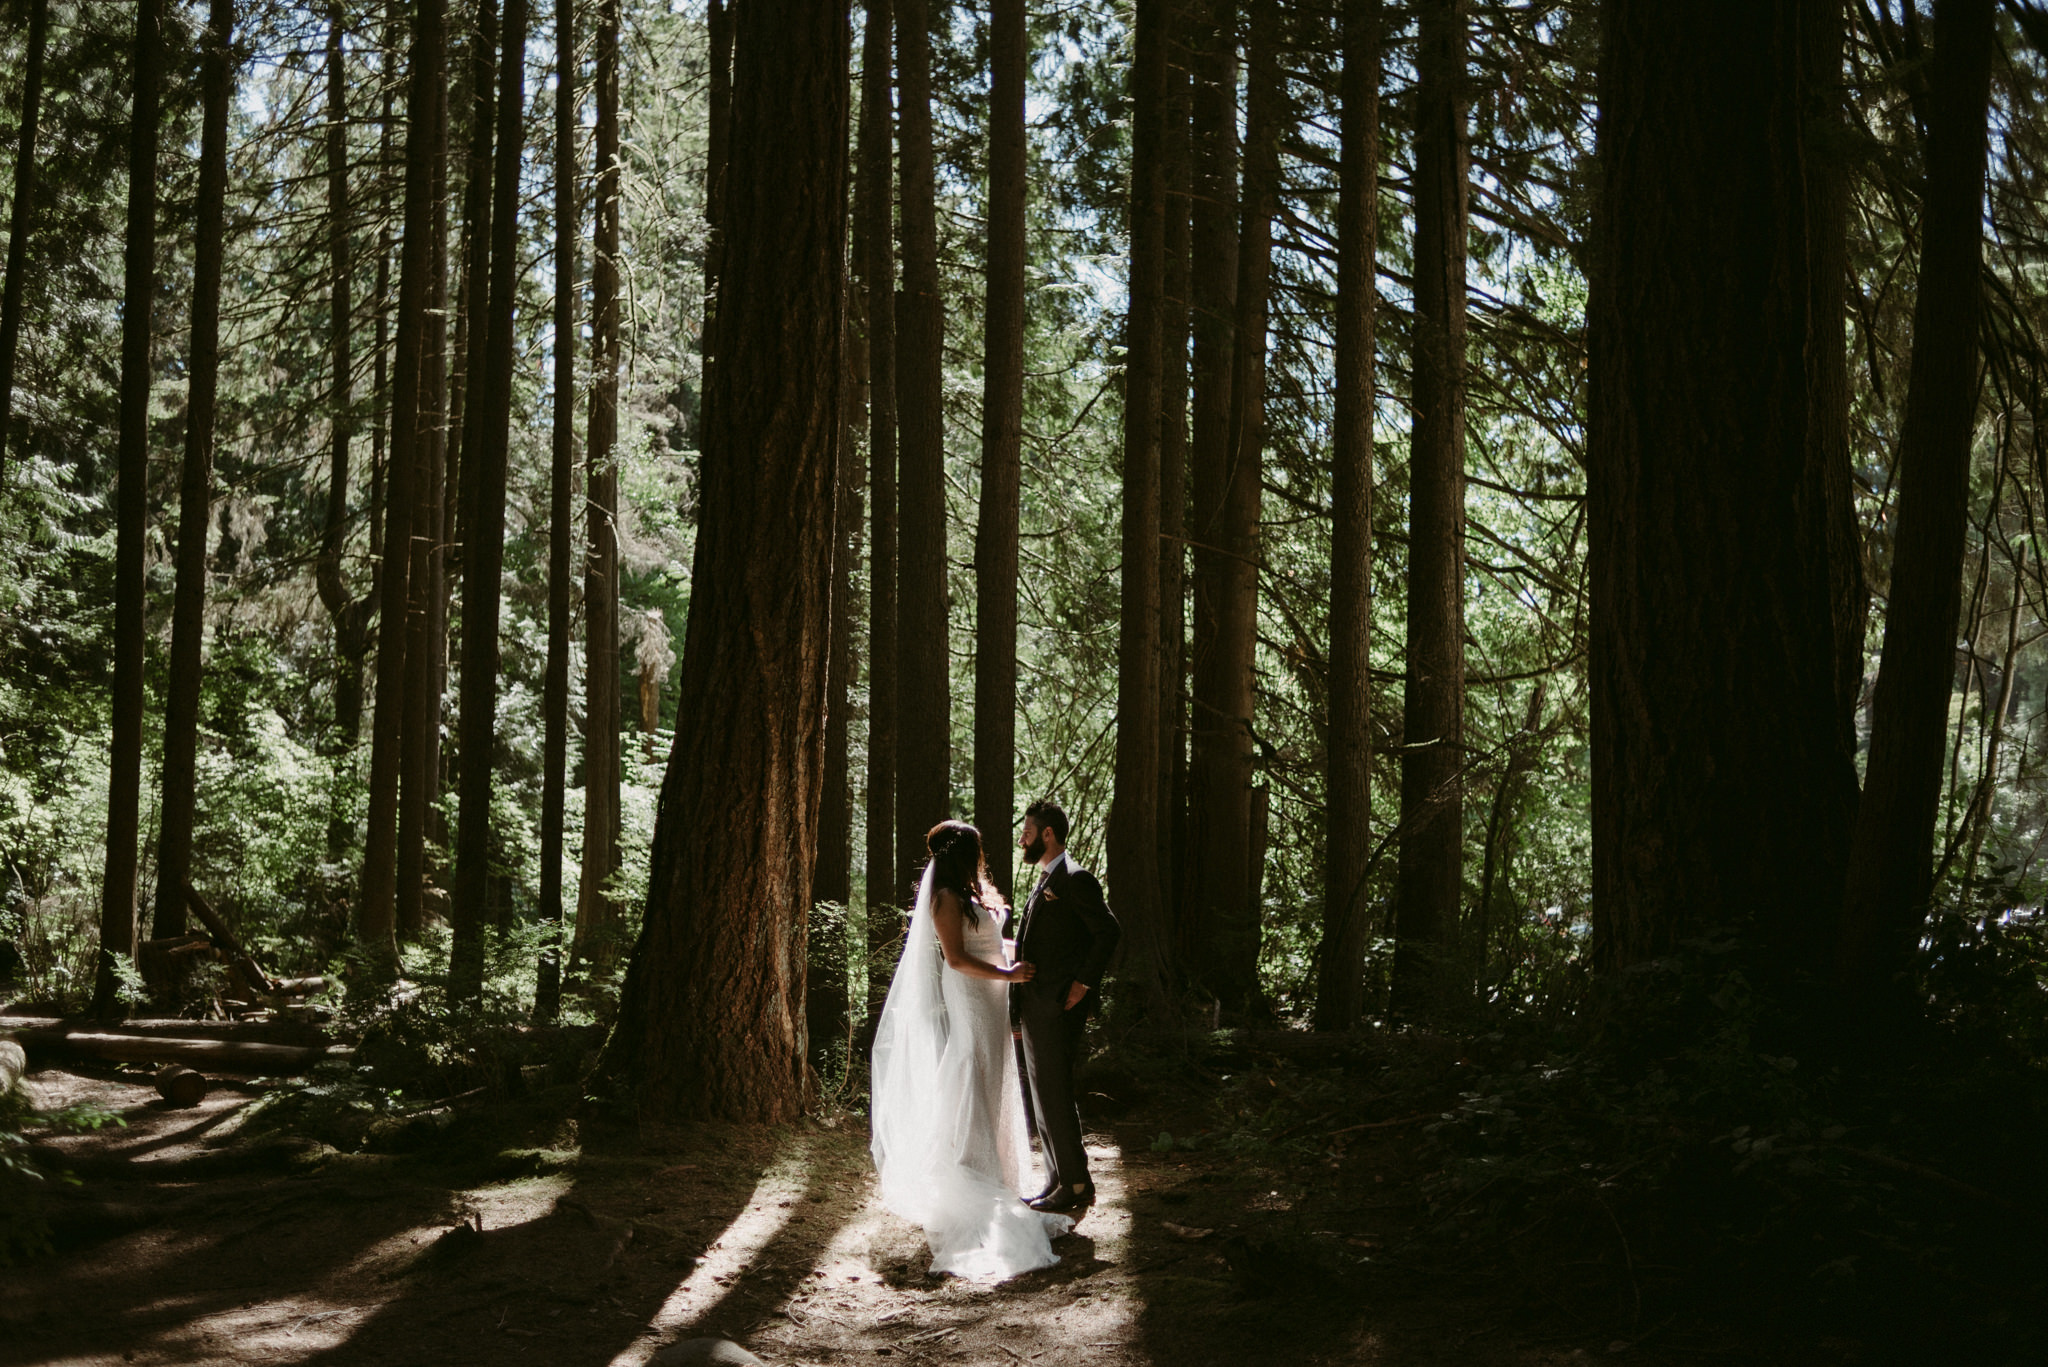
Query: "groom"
1012 798 1120 1217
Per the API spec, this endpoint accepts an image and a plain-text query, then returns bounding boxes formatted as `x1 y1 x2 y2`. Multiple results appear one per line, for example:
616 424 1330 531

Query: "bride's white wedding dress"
870 866 1072 1280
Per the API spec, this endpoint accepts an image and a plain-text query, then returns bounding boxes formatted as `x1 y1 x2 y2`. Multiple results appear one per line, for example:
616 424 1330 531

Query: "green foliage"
0 1087 123 1267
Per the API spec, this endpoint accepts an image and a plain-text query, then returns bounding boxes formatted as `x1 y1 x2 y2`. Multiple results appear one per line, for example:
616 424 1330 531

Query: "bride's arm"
931 891 1037 982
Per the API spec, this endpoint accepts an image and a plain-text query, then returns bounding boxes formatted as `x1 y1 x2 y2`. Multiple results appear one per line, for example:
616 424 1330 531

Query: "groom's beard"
1022 832 1045 865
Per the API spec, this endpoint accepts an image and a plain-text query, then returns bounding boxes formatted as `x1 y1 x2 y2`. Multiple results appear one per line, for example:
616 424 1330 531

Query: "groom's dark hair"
1024 798 1069 846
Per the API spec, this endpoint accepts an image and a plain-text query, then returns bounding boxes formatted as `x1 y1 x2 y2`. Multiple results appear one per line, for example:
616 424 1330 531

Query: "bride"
870 820 1073 1280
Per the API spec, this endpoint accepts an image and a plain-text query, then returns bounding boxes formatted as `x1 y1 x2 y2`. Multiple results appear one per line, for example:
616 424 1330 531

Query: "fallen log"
0 1015 333 1047
268 975 328 997
3 1025 350 1074
0 1038 24 1097
182 882 276 994
154 1064 209 1107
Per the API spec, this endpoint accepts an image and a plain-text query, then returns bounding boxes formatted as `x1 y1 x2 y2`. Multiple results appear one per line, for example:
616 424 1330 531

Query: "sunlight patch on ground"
607 1137 821 1366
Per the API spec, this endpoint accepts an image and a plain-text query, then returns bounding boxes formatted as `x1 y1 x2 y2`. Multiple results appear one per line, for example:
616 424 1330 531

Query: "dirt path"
0 1061 1789 1367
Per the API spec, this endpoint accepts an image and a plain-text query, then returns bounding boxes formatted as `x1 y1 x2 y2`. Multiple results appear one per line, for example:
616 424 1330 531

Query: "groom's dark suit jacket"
1010 853 1121 1005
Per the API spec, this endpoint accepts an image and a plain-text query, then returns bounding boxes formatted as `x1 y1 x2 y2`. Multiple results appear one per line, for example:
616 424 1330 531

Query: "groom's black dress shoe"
1029 1182 1096 1217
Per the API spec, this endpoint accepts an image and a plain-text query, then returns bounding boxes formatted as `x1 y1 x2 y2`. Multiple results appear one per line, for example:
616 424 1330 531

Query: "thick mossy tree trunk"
537 0 578 1023
1181 0 1237 994
1391 0 1469 1015
451 0 528 1005
1839 0 1995 1008
573 0 623 973
94 0 162 1018
356 0 448 979
1315 0 1380 1033
895 0 949 889
597 0 848 1121
152 0 236 942
974 0 1027 898
1587 0 1861 982
858 0 902 980
0 0 50 483
1110 0 1169 1010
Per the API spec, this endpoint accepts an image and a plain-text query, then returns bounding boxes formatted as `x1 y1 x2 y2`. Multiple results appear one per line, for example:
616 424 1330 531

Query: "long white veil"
869 864 950 1219
869 864 1067 1280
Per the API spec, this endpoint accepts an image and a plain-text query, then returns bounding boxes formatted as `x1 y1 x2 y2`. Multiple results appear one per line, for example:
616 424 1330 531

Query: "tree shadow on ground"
282 1116 871 1367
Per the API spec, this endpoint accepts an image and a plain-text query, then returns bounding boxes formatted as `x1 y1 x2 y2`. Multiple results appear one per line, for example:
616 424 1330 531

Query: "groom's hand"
1064 982 1089 1011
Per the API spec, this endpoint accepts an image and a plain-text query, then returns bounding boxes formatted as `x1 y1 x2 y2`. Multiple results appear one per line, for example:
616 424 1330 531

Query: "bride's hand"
1007 960 1037 982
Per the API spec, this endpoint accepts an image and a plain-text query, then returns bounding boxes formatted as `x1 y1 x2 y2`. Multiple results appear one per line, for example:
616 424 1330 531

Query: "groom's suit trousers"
1016 986 1091 1190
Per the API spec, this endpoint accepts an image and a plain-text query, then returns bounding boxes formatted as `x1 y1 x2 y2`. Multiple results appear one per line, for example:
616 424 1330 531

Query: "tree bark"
152 0 236 942
1587 0 1862 981
706 0 732 388
1192 0 1274 1015
975 0 1027 898
1315 0 1379 1033
451 0 529 1005
810 316 862 1066
397 15 452 942
572 0 623 972
1391 0 1468 1016
895 0 950 888
1838 0 1995 1003
537 0 577 1024
356 0 449 979
596 0 849 1121
858 0 902 976
1158 0 1191 948
1110 0 1168 1010
316 7 377 868
0 0 50 484
453 0 499 577
1180 0 1236 994
94 0 162 1018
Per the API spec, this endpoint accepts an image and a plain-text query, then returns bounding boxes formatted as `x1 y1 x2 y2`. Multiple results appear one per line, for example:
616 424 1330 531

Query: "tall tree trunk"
0 0 50 484
706 0 732 392
572 0 623 972
396 14 450 944
452 0 499 591
536 0 577 1023
1110 0 1168 1010
858 0 902 978
596 0 849 1121
894 0 949 886
1961 545 2024 889
1314 0 1379 1032
1192 0 1274 1015
1391 0 1468 1015
93 0 162 1018
1838 0 1995 1004
451 0 528 1005
1587 0 1860 982
1158 0 1191 949
1180 0 1237 992
1807 0 1865 751
975 0 1027 897
152 0 235 942
811 323 862 1066
356 0 449 979
316 7 375 867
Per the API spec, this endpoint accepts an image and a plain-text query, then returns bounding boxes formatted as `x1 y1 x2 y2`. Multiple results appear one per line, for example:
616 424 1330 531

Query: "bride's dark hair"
926 820 1008 924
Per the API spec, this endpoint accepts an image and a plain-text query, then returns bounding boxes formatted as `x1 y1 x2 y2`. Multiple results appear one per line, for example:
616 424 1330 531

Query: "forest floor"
0 1029 1877 1367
